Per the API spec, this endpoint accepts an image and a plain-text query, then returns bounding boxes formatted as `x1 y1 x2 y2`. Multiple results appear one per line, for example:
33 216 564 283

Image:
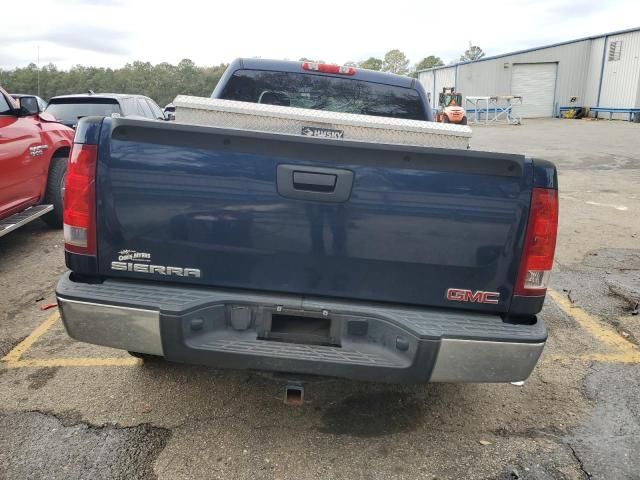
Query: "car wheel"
41 156 67 228
460 116 468 125
442 115 450 123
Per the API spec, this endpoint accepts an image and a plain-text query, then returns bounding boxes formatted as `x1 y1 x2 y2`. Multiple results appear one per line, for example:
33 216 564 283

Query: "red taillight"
63 144 97 255
302 62 356 76
514 188 559 296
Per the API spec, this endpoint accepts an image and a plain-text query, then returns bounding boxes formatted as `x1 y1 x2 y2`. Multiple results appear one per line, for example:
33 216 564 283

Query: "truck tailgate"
95 118 531 313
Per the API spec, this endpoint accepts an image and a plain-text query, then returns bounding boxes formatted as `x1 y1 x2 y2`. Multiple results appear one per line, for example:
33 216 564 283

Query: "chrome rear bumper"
58 298 163 356
57 272 546 383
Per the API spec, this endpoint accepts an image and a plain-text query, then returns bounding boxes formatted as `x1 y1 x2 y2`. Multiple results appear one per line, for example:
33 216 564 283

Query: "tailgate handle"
293 171 337 192
277 165 353 203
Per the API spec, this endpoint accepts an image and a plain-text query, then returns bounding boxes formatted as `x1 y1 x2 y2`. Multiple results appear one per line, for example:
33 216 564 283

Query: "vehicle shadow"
134 358 479 438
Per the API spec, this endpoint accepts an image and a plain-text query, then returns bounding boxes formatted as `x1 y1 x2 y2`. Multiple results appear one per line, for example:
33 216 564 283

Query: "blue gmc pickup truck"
56 59 558 383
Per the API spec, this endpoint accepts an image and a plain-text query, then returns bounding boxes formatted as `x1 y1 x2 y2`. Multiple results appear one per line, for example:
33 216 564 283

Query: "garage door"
511 63 557 118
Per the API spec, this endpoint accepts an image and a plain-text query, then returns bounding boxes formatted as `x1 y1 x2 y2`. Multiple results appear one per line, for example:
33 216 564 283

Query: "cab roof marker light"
302 62 356 76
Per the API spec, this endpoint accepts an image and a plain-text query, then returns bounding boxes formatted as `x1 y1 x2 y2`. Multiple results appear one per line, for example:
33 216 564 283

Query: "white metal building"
417 27 640 120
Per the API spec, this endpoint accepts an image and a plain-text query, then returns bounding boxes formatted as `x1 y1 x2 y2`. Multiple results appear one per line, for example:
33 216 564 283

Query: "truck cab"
213 58 435 122
0 86 74 235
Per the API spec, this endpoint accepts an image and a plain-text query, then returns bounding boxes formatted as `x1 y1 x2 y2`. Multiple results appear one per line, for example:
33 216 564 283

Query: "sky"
1 0 639 70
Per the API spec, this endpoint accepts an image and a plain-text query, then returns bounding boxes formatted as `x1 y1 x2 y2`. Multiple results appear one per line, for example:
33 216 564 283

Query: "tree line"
0 59 228 107
0 45 484 105
326 43 485 76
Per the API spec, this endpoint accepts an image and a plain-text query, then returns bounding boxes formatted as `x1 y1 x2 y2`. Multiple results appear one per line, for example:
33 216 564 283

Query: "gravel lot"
1 118 639 480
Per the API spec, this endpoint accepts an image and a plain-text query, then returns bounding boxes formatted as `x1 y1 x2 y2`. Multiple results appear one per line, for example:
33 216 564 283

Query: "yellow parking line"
4 357 142 368
1 311 61 363
548 289 640 363
585 352 640 363
1 310 142 369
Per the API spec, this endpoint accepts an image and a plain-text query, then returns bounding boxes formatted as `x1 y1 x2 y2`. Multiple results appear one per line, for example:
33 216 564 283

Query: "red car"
0 86 74 236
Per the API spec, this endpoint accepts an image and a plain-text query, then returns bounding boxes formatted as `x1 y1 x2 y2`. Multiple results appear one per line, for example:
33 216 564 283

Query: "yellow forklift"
435 87 467 125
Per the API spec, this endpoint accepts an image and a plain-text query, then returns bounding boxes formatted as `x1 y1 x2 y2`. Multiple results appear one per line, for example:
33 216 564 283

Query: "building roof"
417 26 640 74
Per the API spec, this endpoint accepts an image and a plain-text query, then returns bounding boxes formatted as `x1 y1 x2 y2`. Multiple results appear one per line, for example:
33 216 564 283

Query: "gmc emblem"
446 288 500 304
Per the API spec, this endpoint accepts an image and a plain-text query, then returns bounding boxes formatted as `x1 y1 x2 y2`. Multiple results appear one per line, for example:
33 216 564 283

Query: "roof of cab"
235 58 417 89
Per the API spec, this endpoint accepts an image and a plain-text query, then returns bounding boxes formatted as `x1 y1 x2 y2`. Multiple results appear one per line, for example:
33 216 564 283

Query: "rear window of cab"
220 69 427 121
46 99 121 124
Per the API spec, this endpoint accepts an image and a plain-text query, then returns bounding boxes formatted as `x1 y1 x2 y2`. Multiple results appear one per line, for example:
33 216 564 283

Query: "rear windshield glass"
219 69 427 121
45 99 121 123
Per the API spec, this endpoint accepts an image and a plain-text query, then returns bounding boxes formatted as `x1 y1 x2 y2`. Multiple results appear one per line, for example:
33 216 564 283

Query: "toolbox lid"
173 95 471 150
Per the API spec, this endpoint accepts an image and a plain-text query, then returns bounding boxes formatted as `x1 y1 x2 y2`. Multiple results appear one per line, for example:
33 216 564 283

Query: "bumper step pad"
193 338 404 367
56 273 546 343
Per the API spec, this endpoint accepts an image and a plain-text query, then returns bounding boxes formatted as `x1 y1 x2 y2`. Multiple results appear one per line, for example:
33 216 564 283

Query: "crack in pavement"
567 442 592 479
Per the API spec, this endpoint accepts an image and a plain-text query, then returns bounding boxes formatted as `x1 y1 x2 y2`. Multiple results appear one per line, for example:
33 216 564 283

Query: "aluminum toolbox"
173 95 471 150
